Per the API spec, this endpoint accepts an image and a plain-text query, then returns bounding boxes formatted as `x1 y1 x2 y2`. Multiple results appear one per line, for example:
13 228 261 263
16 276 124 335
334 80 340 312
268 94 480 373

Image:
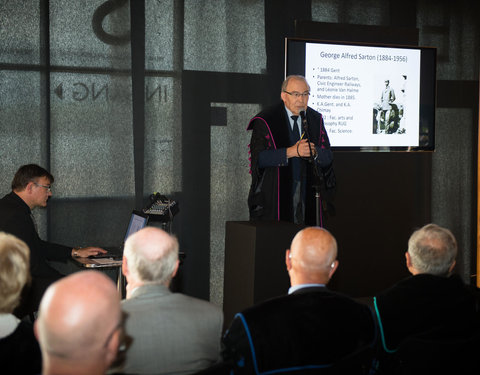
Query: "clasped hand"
287 139 317 159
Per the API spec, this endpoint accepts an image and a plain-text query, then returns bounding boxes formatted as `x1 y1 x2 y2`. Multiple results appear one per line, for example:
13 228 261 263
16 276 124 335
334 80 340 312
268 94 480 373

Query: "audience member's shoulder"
0 319 42 374
122 288 221 312
298 287 372 306
376 274 478 309
316 289 375 314
241 289 372 320
240 294 288 316
177 292 223 313
377 274 430 297
393 274 468 291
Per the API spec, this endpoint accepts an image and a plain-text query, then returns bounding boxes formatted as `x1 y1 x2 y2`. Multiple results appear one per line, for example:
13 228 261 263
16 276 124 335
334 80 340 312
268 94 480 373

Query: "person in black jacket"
247 75 335 226
374 223 480 373
222 227 376 374
0 164 106 317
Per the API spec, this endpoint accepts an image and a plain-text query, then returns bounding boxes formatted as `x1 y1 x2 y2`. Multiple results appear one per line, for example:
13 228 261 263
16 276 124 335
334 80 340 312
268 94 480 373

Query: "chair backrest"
191 361 234 375
228 310 377 375
385 332 480 375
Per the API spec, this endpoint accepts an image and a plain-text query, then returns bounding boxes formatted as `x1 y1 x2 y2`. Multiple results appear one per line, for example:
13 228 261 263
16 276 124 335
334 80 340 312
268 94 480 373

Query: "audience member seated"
116 227 223 375
34 270 122 375
374 223 480 374
222 227 377 374
0 232 42 374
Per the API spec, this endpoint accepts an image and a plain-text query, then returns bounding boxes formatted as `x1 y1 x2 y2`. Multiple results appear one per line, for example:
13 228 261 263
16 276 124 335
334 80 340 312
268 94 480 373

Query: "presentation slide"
305 42 421 147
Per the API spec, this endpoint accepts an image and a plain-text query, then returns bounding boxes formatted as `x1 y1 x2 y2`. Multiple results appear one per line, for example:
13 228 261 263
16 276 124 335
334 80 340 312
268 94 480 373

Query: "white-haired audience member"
0 232 41 374
35 271 122 375
115 227 223 375
374 223 480 373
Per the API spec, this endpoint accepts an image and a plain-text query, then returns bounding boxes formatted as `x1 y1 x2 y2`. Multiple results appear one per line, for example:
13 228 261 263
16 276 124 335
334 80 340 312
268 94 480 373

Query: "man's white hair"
124 227 179 285
281 75 311 92
408 223 457 275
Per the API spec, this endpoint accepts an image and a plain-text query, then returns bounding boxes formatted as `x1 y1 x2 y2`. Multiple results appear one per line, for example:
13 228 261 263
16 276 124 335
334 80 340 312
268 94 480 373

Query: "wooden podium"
223 221 304 328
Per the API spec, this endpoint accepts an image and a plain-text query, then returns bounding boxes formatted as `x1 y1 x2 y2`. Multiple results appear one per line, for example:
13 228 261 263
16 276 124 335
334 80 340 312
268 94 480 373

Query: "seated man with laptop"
0 164 107 318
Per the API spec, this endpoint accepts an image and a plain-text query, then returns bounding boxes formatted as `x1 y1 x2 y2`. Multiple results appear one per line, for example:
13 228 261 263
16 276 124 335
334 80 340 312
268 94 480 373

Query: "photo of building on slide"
373 75 407 134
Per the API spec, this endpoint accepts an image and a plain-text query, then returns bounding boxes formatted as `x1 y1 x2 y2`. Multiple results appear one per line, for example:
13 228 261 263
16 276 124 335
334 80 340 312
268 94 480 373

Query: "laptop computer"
90 210 149 259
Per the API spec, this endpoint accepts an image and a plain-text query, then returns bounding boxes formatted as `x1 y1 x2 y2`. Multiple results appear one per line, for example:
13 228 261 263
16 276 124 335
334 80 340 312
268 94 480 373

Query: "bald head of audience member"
406 223 457 276
286 227 339 286
0 232 30 314
34 271 122 375
122 227 179 298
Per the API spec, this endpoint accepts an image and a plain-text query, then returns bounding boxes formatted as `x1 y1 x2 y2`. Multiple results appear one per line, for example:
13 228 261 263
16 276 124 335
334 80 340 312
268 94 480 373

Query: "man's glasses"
33 182 52 192
283 91 310 99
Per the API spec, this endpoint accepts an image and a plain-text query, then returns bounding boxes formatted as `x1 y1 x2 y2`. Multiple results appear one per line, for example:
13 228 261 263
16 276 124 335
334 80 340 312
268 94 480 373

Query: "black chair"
191 361 234 375
378 331 480 375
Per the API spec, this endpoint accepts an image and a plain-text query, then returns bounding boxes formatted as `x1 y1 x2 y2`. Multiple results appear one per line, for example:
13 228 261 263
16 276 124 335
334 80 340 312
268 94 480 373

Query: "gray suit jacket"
119 284 223 375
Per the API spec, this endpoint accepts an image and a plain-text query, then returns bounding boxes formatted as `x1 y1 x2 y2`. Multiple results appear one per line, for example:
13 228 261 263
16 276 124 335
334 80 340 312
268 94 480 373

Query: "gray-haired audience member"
34 271 122 375
406 223 457 275
117 227 223 375
0 232 41 374
374 223 480 372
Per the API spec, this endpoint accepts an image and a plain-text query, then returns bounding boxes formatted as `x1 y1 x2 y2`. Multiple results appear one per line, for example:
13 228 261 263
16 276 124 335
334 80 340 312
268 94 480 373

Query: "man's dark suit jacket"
374 274 480 350
222 286 377 374
374 274 480 373
0 192 70 277
0 192 70 315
